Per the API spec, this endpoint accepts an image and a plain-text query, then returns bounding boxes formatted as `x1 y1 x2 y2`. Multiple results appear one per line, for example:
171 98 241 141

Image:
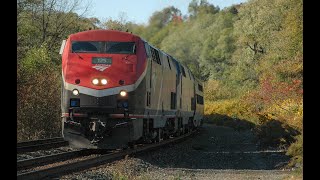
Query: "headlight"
101 79 107 85
72 89 79 96
92 78 99 85
120 90 127 97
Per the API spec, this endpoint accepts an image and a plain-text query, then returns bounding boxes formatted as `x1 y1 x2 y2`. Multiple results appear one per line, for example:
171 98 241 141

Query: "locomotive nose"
65 54 137 91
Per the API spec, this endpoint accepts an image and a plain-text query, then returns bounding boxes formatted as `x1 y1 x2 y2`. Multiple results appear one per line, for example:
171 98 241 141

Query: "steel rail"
17 149 96 170
17 138 69 153
17 130 197 180
17 137 64 147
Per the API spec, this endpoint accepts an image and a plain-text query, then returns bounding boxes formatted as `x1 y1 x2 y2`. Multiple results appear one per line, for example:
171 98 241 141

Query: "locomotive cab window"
105 42 135 54
71 41 135 54
72 41 102 53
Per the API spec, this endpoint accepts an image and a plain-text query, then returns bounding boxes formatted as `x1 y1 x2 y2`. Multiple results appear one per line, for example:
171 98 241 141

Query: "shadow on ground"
137 114 299 170
204 113 300 149
203 113 255 131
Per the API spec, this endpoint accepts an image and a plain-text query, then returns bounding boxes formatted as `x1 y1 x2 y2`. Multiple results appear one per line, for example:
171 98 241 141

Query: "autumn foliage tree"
17 0 96 141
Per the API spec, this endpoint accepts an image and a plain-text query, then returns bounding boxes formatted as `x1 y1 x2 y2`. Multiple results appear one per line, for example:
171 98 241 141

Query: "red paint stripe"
61 113 88 117
109 114 176 119
61 113 176 119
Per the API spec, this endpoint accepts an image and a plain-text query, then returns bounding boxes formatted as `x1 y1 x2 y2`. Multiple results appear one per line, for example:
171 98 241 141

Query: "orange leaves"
243 75 302 130
257 76 302 104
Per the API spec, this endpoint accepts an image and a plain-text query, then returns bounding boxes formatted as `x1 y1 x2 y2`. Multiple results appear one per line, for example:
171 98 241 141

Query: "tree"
188 0 220 18
17 0 93 63
17 0 97 141
233 0 302 82
102 12 130 31
149 6 181 29
140 6 182 41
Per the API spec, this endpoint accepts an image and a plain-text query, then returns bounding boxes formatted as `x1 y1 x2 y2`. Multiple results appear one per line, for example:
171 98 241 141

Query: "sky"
81 0 248 25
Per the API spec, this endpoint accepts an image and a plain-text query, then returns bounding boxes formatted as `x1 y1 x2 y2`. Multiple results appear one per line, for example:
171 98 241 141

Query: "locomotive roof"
69 29 140 41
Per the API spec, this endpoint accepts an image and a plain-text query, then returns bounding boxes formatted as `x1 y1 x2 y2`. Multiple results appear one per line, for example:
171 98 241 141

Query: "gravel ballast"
17 146 78 161
60 124 298 179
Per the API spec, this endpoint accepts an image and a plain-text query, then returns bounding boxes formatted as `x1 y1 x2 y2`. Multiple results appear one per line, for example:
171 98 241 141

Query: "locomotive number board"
92 57 112 64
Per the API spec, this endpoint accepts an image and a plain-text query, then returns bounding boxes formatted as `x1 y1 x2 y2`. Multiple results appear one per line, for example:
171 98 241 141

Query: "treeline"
17 0 99 141
17 0 302 168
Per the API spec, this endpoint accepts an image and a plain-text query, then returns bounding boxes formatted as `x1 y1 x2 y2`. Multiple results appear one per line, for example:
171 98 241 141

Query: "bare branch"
246 42 265 54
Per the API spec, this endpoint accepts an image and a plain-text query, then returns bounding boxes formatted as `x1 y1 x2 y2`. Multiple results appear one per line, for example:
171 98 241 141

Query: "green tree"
188 0 220 18
17 0 98 141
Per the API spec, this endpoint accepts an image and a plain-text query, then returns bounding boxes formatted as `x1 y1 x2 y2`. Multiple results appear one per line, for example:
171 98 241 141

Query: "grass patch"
204 99 258 131
205 99 259 124
286 134 303 169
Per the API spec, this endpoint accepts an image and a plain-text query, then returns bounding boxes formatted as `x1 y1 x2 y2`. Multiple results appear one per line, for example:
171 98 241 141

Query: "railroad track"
17 130 197 180
17 149 99 171
17 137 69 153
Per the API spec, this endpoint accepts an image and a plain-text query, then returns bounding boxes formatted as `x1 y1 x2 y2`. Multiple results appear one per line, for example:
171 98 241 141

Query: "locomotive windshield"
72 41 135 54
72 41 102 53
106 42 135 54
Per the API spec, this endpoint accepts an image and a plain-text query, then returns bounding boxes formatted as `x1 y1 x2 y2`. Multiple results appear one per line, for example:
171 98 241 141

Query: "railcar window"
196 94 204 105
191 97 195 110
155 50 161 65
150 47 161 65
151 48 155 62
167 56 171 70
198 84 203 92
72 41 102 53
181 66 186 77
144 42 151 57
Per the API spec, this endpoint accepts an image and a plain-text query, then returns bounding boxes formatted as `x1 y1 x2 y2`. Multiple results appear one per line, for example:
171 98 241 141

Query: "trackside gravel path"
61 124 297 180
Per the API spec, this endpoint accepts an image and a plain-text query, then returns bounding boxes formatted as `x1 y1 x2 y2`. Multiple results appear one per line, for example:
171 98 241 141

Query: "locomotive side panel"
195 79 204 126
159 52 178 133
171 59 182 118
180 64 195 126
129 39 148 115
150 48 166 128
159 52 174 114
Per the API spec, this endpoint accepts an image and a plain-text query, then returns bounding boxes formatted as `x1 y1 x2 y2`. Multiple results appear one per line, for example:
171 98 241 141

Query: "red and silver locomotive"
60 30 204 149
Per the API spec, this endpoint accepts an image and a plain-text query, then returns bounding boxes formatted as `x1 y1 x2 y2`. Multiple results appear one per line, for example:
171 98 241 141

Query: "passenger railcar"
60 30 204 149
